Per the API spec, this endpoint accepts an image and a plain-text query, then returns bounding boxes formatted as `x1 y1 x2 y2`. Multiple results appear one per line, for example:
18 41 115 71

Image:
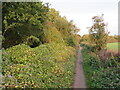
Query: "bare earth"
72 46 87 88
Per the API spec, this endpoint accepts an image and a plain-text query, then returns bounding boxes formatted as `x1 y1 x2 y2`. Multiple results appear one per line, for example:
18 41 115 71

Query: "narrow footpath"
72 46 87 88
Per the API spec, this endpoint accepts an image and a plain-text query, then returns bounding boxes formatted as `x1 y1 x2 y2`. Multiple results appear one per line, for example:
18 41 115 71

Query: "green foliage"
2 2 49 48
82 48 120 88
44 23 65 44
47 8 60 23
0 31 2 49
26 35 40 48
2 2 80 49
80 34 90 43
2 43 76 88
65 36 76 47
80 44 97 52
2 1 80 88
89 14 109 51
46 8 80 45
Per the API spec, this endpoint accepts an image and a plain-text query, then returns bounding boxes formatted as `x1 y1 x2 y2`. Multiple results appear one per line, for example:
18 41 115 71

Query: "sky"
42 0 119 36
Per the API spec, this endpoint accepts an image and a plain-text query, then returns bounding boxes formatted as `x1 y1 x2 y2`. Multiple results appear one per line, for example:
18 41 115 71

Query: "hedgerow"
82 47 120 88
2 43 76 88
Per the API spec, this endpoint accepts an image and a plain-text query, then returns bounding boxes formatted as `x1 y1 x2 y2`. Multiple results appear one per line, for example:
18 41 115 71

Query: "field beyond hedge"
2 43 76 88
107 42 120 51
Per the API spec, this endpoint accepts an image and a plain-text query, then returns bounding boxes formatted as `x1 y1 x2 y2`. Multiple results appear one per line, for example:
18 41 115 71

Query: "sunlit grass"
107 42 120 51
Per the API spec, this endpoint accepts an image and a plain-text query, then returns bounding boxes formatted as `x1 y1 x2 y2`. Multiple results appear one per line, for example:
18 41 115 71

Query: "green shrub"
65 37 76 47
2 43 76 88
44 26 65 44
80 44 98 53
82 48 120 88
90 68 120 88
27 35 40 48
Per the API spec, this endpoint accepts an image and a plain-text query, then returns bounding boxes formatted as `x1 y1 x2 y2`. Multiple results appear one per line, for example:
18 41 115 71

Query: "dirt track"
72 46 87 88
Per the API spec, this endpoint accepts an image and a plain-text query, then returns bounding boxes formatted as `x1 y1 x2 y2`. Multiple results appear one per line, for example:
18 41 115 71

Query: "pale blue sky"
42 0 119 36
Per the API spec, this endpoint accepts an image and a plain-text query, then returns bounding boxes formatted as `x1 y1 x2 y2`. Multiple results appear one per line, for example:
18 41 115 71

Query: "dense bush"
0 31 2 49
26 35 40 48
43 24 65 44
2 43 76 88
65 37 76 47
2 2 49 48
80 44 96 52
1 1 80 89
82 48 120 88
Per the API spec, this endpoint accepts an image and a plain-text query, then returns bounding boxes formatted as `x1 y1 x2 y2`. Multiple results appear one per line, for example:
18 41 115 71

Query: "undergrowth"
82 47 120 88
1 43 76 88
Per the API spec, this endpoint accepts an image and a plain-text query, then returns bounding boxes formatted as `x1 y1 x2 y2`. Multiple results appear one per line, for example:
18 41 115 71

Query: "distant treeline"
80 34 120 43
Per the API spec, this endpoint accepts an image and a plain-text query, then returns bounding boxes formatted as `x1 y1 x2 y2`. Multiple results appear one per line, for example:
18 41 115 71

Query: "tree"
45 8 80 47
80 34 90 44
2 2 49 48
89 14 109 51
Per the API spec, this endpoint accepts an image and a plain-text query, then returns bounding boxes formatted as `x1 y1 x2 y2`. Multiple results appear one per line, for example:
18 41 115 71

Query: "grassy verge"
82 48 120 88
2 43 77 88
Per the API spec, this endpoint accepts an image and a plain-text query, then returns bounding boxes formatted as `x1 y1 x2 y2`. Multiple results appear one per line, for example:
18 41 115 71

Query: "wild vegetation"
89 14 108 52
82 46 120 88
1 2 80 88
1 1 119 89
80 15 120 88
2 43 76 88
